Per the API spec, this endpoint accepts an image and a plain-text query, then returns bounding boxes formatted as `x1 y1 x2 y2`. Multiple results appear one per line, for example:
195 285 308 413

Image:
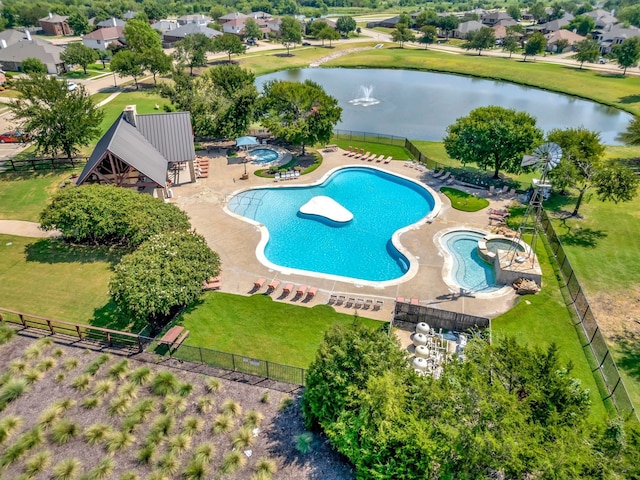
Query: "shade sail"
236 136 259 146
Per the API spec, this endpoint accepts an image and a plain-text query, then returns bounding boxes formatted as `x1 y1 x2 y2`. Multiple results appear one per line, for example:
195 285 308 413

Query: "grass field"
178 293 382 368
97 90 170 135
0 172 73 222
440 187 489 211
331 138 413 160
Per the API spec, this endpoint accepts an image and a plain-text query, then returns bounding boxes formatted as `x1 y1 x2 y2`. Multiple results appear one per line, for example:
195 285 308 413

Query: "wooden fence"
0 156 88 172
392 302 490 333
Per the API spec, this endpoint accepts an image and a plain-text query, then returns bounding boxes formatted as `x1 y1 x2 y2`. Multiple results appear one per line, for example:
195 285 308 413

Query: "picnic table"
160 326 183 345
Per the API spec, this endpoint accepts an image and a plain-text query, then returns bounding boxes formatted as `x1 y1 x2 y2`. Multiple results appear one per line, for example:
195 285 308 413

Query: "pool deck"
172 148 520 322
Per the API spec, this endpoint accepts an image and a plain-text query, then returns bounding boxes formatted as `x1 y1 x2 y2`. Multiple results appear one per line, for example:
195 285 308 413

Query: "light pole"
112 72 117 87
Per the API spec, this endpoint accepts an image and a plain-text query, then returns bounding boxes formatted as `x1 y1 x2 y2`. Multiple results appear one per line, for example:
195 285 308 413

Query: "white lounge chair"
274 173 280 182
383 156 392 164
439 172 451 182
431 169 444 178
294 170 300 178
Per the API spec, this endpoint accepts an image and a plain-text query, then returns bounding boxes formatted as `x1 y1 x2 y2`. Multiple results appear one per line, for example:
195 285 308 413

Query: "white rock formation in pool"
299 196 353 223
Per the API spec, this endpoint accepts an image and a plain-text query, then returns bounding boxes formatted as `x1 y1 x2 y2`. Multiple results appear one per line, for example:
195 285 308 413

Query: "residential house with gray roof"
177 14 212 26
595 23 640 53
0 35 66 73
162 23 221 47
453 20 483 39
82 26 125 51
96 18 126 29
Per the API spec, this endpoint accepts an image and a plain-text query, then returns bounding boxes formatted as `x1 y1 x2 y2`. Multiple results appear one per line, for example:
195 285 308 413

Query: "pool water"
486 238 524 255
250 148 279 163
227 167 436 282
443 231 501 293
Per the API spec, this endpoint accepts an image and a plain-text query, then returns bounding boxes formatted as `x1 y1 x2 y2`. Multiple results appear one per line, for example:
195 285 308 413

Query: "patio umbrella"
235 136 259 148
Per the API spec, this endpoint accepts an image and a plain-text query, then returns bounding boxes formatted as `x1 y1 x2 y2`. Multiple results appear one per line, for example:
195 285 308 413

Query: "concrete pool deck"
172 148 520 322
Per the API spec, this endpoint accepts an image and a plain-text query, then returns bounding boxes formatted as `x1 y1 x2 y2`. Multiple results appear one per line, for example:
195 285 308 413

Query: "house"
453 20 483 39
529 14 573 35
96 17 126 29
595 24 640 53
481 11 514 26
76 105 197 197
39 13 73 36
462 8 487 21
162 23 222 47
152 20 179 34
219 12 247 25
583 9 617 29
82 26 125 51
0 35 66 73
544 29 585 52
123 10 137 20
177 14 212 26
366 16 406 29
0 29 30 48
222 18 247 36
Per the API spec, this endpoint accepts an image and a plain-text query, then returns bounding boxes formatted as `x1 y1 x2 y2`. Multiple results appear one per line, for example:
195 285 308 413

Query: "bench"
202 276 221 291
171 330 190 352
159 325 184 345
324 144 338 152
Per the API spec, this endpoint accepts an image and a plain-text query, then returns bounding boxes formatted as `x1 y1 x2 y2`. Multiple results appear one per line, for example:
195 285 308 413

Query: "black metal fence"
333 129 407 147
539 211 637 421
392 302 491 333
0 156 88 172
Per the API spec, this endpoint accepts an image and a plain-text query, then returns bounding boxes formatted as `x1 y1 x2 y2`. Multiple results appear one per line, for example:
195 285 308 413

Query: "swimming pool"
226 166 439 283
441 230 502 293
249 148 279 164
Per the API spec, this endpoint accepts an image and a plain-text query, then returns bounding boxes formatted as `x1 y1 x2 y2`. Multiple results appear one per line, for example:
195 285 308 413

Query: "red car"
0 131 30 143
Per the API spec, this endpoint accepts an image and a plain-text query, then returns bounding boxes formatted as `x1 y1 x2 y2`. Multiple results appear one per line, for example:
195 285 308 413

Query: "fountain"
349 85 380 107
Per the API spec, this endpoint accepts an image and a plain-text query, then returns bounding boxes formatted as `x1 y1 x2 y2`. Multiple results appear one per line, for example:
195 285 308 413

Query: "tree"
618 4 640 28
212 33 246 62
142 0 168 22
616 117 640 145
174 33 211 75
123 18 162 53
415 9 438 28
502 35 519 58
280 16 302 55
529 1 547 21
436 15 459 39
565 15 596 36
21 57 47 74
9 74 103 159
316 24 340 47
555 38 570 53
111 231 220 328
96 50 110 69
258 79 341 155
506 4 521 20
391 23 416 48
336 16 356 37
60 42 98 75
110 50 145 89
243 18 262 43
39 184 191 247
523 31 546 61
612 37 640 75
573 38 600 68
444 106 543 179
419 25 437 49
463 27 495 55
143 47 172 84
68 10 91 36
548 127 638 216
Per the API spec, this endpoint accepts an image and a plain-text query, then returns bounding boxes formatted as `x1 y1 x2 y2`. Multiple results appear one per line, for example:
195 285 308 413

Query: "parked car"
66 81 78 91
0 131 30 143
302 41 311 46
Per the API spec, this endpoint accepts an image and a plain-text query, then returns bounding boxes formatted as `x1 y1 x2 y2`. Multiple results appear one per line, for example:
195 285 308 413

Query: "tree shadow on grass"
618 94 640 105
558 227 607 248
610 330 640 383
90 299 146 333
24 238 124 266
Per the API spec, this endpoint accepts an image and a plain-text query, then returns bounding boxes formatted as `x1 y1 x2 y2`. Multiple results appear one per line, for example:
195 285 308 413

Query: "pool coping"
246 145 291 168
434 226 516 299
222 164 442 288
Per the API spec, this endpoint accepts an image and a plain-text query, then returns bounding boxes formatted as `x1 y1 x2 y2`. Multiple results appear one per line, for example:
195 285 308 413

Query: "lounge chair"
282 284 293 296
396 296 405 303
383 156 392 164
296 285 308 297
346 297 355 307
355 298 364 308
431 169 444 178
508 188 516 196
367 153 375 161
501 185 509 194
274 173 280 182
438 172 451 182
354 149 364 159
202 276 221 291
329 294 337 304
337 295 346 305
344 146 352 155
294 170 300 179
253 278 266 289
375 155 384 162
267 280 280 293
364 299 373 309
374 299 384 310
404 161 412 167
411 298 419 305
307 286 318 298
446 176 456 185
360 151 371 161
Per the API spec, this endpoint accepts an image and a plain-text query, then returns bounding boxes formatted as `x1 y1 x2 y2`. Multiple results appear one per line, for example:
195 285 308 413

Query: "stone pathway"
309 46 372 67
0 220 59 238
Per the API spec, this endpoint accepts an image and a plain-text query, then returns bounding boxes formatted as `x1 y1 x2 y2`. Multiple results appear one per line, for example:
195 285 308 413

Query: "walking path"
0 220 59 238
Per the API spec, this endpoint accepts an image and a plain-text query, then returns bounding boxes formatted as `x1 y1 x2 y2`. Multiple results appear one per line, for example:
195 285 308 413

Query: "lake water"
257 68 631 145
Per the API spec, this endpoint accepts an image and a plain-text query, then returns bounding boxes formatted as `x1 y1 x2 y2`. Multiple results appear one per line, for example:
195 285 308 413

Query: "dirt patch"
0 330 353 480
590 289 640 342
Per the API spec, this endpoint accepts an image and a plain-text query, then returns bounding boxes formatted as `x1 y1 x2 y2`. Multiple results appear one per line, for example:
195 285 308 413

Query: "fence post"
199 347 203 364
231 354 236 371
19 313 26 327
265 361 270 379
598 349 609 368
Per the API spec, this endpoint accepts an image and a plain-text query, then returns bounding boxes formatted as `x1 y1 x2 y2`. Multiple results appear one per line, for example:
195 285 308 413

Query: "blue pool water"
250 148 279 163
227 167 436 282
443 230 501 293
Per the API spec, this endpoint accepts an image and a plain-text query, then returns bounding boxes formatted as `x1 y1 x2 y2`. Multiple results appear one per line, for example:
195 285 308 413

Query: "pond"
257 68 632 145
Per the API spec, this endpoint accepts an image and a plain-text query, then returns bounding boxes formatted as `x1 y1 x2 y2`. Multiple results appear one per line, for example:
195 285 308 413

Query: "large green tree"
335 16 356 36
565 15 596 36
67 10 92 36
316 24 340 47
391 22 416 48
548 127 639 216
60 42 98 75
612 37 640 75
111 50 146 89
258 79 342 154
212 33 246 62
523 31 546 61
463 26 495 55
174 33 212 75
617 117 640 145
444 106 543 179
243 18 262 43
280 16 302 55
502 34 519 58
110 231 220 328
419 25 437 49
573 38 600 68
9 74 103 159
618 4 640 27
123 17 162 53
143 47 172 84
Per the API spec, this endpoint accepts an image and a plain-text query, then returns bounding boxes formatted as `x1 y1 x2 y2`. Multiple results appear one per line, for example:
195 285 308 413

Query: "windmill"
507 142 562 266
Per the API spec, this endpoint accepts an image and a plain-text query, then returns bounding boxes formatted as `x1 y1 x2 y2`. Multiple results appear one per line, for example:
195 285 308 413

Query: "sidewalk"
0 220 59 238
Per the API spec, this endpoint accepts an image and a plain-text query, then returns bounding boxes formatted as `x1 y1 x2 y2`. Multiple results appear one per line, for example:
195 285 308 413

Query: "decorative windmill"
508 143 562 266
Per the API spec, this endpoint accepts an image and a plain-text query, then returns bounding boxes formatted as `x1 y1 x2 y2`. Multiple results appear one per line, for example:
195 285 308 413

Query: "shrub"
130 398 155 419
205 378 221 394
53 348 64 358
9 359 27 374
108 394 132 416
295 432 314 454
84 354 110 375
129 366 152 385
193 442 215 464
39 184 192 247
212 414 234 435
53 398 76 412
84 423 113 445
23 368 44 384
0 322 15 344
22 450 51 477
279 395 293 411
232 427 255 449
220 450 246 475
64 358 79 371
168 433 192 455
108 359 129 380
118 474 140 480
22 344 41 360
260 392 270 404
137 443 157 464
38 405 64 429
93 379 116 398
150 414 174 437
162 394 187 415
151 371 179 396
220 399 242 417
52 458 81 480
56 373 66 383
177 382 193 397
182 416 204 436
158 452 180 476
0 428 43 468
244 410 264 429
50 419 80 445
0 378 29 410
106 430 135 453
86 457 115 480
118 382 139 400
255 457 278 476
183 458 209 480
72 374 91 391
82 397 101 409
196 396 213 413
0 415 22 444
36 357 56 372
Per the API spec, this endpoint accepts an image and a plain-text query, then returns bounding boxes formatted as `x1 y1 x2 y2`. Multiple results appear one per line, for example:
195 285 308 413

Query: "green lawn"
178 292 383 368
98 90 170 134
440 187 489 211
0 171 73 221
491 236 609 421
331 138 413 160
